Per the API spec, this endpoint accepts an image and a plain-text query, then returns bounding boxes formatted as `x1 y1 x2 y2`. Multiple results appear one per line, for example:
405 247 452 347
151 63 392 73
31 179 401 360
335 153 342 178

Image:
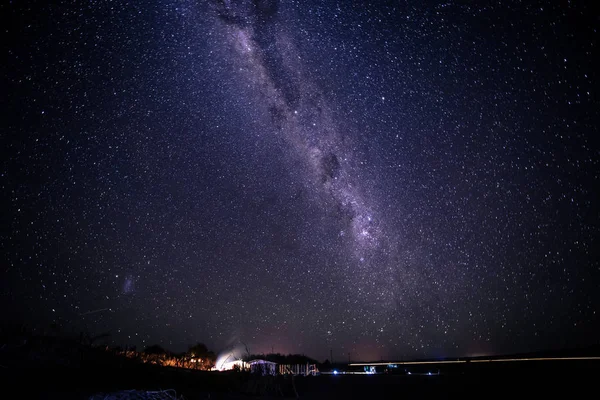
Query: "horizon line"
349 356 600 366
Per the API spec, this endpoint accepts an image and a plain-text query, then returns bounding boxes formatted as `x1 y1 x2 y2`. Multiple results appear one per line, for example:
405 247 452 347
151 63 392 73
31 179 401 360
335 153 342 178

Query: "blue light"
333 370 338 375
427 372 432 375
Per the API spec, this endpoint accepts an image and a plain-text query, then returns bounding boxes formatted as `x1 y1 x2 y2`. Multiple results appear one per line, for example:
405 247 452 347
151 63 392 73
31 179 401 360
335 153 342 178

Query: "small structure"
279 363 319 376
248 359 278 375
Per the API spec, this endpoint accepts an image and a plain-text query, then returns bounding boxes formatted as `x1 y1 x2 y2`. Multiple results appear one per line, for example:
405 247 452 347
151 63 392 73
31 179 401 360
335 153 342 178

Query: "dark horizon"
2 0 599 363
4 319 600 367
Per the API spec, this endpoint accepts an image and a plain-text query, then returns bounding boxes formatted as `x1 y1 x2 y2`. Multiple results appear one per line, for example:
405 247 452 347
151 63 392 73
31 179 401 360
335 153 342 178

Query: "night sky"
2 0 599 362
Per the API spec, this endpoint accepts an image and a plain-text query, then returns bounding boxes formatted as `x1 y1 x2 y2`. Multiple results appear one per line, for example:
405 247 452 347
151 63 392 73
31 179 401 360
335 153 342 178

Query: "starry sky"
2 0 599 362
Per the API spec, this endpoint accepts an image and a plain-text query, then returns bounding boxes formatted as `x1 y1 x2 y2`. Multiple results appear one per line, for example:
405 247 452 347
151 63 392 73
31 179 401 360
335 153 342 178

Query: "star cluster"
2 0 598 361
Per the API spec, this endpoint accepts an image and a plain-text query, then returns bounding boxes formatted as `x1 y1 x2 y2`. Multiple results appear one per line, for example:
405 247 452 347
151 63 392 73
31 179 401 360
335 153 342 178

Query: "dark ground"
1 332 598 399
2 359 598 399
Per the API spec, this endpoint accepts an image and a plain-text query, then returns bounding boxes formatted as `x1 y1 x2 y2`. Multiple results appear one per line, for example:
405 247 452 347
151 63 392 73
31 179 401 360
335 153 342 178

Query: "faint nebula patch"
122 275 135 294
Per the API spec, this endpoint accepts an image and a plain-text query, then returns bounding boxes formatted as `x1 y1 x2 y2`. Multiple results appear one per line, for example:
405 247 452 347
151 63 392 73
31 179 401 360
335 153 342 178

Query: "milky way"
2 0 599 361
216 2 384 258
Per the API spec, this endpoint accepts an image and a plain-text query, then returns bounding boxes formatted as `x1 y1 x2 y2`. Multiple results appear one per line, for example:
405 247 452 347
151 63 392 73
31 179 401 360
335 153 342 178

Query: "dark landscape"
8 364 599 399
2 327 599 399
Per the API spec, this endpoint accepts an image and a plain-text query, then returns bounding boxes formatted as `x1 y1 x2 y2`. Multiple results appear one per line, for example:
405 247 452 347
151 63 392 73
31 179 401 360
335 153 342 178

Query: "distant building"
279 362 319 376
248 359 277 375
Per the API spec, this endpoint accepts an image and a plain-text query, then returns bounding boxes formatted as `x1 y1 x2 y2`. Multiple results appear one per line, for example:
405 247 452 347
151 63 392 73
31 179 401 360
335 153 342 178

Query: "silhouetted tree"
144 344 167 355
320 359 332 371
188 343 208 357
187 342 216 370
